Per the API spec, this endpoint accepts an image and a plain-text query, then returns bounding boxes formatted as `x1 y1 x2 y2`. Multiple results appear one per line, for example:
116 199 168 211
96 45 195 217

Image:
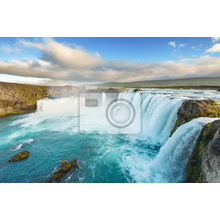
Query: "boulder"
133 88 142 93
48 159 79 183
170 99 220 136
8 151 30 162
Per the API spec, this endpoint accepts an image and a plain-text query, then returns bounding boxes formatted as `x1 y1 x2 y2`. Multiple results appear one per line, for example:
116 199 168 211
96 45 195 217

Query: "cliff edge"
0 82 125 117
171 99 220 182
0 82 50 117
170 99 220 136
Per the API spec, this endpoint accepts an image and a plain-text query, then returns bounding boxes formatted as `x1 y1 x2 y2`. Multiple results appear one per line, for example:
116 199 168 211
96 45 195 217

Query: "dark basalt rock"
133 88 142 93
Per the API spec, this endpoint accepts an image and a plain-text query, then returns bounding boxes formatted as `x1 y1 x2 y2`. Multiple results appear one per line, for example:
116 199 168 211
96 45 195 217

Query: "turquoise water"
0 89 219 183
0 112 161 183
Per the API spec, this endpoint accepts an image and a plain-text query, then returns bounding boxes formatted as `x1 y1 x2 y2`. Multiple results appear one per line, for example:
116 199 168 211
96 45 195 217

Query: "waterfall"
102 92 106 105
118 92 183 143
35 92 183 139
5 90 220 183
37 96 79 114
122 117 219 183
34 92 219 182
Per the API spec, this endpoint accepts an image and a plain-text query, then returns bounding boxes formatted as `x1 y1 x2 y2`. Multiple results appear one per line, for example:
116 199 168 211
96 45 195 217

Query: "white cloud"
211 37 220 43
18 38 106 70
179 43 187 48
0 43 20 53
206 43 220 53
1 38 220 85
168 41 176 48
191 47 194 49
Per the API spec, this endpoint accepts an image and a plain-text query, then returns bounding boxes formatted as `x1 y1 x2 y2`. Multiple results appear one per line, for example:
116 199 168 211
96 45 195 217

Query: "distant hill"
99 77 220 88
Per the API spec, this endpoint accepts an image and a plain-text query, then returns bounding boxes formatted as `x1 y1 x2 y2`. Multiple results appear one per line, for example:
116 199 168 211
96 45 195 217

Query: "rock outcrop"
0 81 125 117
48 159 79 183
0 82 50 117
133 88 142 93
170 99 220 182
170 99 220 136
202 128 220 182
8 151 30 162
186 120 220 182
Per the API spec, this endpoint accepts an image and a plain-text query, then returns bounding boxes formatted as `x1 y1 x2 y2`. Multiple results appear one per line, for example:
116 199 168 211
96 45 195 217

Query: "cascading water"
0 89 219 183
121 117 219 183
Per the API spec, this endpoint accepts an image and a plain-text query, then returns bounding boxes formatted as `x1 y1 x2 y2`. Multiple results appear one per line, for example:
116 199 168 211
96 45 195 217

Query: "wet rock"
185 119 220 183
133 88 142 93
8 151 30 163
48 159 79 183
202 132 220 183
170 99 220 137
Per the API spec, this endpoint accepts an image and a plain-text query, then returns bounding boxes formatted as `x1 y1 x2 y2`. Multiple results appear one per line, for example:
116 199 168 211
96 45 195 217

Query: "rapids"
0 89 220 182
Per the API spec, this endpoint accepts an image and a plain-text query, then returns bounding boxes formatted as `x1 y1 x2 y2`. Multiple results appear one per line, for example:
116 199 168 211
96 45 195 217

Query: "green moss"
195 108 220 118
48 159 79 183
188 139 210 183
8 151 30 163
54 171 64 182
59 161 72 173
196 172 203 183
0 82 50 117
205 122 212 128
199 140 210 159
170 118 193 137
206 101 219 106
187 158 204 183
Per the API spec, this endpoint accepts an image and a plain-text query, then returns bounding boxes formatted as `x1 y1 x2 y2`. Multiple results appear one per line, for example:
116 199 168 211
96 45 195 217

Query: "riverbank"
0 82 50 117
0 82 126 117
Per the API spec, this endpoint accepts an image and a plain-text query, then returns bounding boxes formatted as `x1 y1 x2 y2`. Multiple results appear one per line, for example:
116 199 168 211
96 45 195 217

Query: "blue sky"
0 37 220 85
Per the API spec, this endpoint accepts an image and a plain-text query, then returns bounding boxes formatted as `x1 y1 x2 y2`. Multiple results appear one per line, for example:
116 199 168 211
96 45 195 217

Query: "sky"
0 37 220 85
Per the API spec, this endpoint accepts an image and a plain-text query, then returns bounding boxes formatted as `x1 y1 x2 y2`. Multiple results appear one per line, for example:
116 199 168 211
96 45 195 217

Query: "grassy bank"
0 82 50 117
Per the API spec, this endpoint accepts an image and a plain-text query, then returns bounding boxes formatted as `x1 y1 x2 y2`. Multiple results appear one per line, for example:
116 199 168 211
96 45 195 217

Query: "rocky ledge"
168 98 220 182
171 99 220 182
0 82 50 117
170 99 220 136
